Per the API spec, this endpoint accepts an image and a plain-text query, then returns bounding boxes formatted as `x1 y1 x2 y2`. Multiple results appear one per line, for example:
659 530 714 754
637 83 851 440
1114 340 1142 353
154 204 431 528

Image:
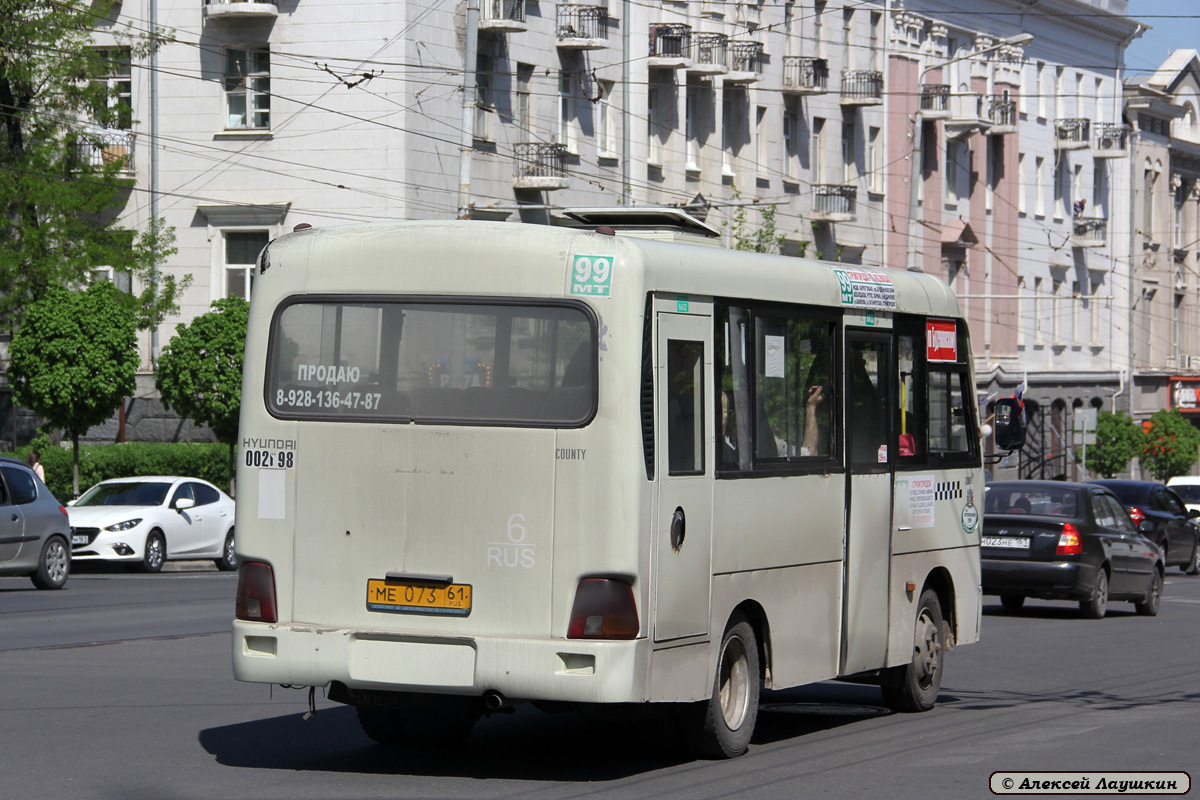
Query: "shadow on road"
198 684 896 779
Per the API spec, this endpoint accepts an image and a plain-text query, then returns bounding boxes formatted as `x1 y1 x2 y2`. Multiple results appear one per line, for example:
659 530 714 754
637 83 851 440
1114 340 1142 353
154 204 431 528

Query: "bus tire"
999 593 1025 613
398 695 480 747
355 706 407 746
679 617 760 759
882 589 944 713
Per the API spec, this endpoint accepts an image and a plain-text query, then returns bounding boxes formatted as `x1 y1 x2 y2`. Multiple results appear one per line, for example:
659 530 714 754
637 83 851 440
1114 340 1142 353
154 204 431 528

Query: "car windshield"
75 482 170 507
984 486 1079 517
1171 483 1200 503
1097 483 1144 505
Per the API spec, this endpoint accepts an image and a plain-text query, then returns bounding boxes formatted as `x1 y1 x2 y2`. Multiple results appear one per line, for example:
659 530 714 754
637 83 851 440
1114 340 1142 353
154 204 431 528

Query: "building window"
598 80 616 158
225 231 269 300
812 117 825 184
225 47 270 130
813 0 825 60
841 114 855 183
945 139 961 207
93 48 132 130
475 54 493 141
867 126 881 194
557 71 576 152
1036 62 1046 118
783 99 800 181
1053 161 1064 220
755 106 768 179
1093 159 1106 211
1144 167 1158 237
723 87 746 176
516 63 533 140
1035 156 1046 217
1033 277 1044 345
1018 153 1027 214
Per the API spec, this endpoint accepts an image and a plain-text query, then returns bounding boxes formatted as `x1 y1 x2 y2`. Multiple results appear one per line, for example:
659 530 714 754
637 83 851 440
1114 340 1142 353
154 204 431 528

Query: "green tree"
0 1 182 332
1141 408 1200 481
725 185 787 254
155 298 249 493
7 282 138 496
1084 411 1143 478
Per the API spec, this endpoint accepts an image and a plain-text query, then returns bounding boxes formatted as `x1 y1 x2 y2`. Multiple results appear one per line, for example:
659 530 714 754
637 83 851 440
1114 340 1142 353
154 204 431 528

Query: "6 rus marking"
487 513 536 569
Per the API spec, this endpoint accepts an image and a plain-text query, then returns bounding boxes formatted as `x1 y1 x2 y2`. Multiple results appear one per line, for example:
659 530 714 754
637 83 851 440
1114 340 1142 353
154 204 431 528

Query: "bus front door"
653 313 714 643
842 331 893 674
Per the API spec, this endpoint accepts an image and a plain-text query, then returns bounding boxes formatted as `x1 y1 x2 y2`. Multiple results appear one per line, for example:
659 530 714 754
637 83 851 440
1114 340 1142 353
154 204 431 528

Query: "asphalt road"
1 563 1197 799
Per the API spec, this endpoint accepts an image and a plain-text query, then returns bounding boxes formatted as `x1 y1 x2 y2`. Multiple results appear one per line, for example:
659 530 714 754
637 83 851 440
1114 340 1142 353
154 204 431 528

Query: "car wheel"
30 536 70 590
882 589 945 713
1080 567 1109 619
1184 542 1200 576
140 530 166 574
999 594 1025 613
679 616 760 758
215 529 237 572
1135 568 1163 616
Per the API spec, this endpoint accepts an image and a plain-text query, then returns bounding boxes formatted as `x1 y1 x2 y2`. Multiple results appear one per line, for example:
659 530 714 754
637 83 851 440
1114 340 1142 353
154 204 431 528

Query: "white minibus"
232 216 991 757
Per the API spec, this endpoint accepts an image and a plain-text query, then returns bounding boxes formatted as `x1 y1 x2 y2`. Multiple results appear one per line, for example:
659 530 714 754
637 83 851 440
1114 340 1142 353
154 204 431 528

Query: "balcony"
480 0 527 32
1054 118 1091 151
919 84 950 120
649 24 692 68
782 57 828 94
1093 123 1130 158
688 32 728 75
202 0 278 19
77 131 135 173
726 41 764 83
811 184 857 221
945 93 992 139
988 94 1018 134
556 6 608 49
840 70 882 106
1071 217 1107 248
513 143 568 190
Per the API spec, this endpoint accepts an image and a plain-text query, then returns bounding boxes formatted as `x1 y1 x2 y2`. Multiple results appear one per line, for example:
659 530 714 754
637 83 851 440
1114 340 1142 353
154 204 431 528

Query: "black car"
1088 480 1200 575
982 481 1164 619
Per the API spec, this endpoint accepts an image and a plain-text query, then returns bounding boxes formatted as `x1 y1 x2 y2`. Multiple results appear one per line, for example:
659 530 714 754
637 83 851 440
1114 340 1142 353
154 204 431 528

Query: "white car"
68 476 236 573
1167 476 1200 516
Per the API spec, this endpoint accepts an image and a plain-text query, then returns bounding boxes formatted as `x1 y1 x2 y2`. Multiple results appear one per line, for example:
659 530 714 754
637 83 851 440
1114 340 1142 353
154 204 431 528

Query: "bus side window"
667 340 705 475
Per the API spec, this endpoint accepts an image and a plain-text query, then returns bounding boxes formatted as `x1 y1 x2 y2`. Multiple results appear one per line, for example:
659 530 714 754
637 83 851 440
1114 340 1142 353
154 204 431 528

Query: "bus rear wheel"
882 589 944 713
355 706 408 746
357 696 480 747
679 617 760 759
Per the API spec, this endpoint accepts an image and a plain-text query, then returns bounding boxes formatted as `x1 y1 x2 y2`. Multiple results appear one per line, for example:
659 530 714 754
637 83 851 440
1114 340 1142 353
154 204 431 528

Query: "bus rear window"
266 299 596 426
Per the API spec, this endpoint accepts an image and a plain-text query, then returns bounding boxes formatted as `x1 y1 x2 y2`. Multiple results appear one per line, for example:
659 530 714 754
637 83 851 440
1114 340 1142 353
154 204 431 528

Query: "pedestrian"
27 449 44 483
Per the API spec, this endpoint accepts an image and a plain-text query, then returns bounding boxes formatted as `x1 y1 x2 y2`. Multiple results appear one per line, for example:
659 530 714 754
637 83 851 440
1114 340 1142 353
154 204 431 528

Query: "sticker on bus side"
570 254 614 297
926 319 958 362
833 268 897 310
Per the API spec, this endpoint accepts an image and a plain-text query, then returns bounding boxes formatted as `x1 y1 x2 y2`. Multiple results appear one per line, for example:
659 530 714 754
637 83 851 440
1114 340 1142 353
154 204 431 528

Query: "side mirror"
1189 509 1200 520
175 497 195 512
993 397 1026 452
1138 519 1156 535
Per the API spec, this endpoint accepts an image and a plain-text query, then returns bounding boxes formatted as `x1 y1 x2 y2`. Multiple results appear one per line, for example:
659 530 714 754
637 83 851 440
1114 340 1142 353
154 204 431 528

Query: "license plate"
71 534 89 546
366 579 472 617
982 535 1030 549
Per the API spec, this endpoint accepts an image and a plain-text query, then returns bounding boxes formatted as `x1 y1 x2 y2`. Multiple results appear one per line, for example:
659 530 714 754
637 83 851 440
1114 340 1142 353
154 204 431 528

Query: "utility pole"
457 0 480 219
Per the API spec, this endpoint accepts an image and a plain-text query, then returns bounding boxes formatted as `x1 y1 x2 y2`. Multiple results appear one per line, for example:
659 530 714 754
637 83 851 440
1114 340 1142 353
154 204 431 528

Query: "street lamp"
906 32 1034 270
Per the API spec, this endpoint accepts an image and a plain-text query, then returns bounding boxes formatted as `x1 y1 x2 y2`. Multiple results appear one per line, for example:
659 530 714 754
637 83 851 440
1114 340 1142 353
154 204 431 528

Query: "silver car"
0 456 71 589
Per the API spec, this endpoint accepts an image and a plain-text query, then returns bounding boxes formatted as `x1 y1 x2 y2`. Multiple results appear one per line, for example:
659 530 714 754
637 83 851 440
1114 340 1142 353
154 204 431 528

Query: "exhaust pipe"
483 690 508 711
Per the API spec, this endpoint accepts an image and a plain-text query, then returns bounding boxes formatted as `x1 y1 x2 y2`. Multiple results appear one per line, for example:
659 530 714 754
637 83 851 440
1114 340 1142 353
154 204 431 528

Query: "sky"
1125 0 1200 74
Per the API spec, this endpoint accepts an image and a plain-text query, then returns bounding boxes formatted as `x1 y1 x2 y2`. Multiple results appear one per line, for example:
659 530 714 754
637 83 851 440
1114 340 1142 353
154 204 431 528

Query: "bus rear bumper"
231 620 655 704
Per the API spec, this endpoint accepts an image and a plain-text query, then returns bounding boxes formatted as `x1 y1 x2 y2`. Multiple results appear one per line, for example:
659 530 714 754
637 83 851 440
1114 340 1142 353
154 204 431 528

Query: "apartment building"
0 0 1155 458
1123 51 1200 442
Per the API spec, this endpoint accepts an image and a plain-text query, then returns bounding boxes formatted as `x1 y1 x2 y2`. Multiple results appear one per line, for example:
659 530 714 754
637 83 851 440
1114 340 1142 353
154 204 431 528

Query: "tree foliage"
7 282 138 495
0 0 183 331
1084 411 1143 478
155 298 249 490
725 185 787 254
1140 408 1200 481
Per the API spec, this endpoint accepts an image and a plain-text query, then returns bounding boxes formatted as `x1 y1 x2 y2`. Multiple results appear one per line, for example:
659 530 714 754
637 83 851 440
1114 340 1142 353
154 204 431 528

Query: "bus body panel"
232 220 984 716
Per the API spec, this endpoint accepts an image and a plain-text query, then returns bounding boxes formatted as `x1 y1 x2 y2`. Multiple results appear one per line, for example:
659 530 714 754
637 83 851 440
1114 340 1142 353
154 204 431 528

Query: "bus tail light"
1056 524 1082 555
236 561 278 623
567 578 638 639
